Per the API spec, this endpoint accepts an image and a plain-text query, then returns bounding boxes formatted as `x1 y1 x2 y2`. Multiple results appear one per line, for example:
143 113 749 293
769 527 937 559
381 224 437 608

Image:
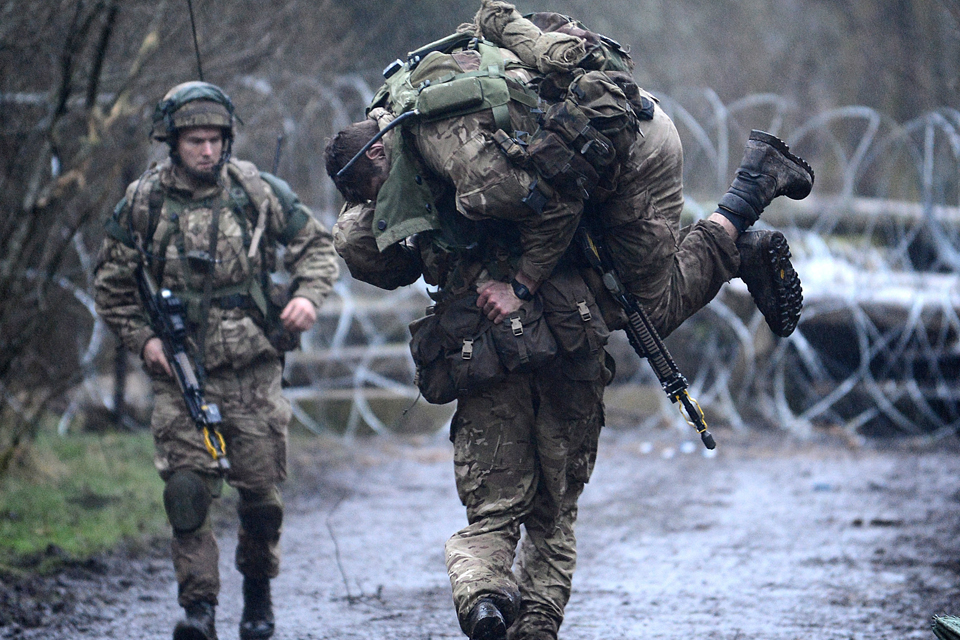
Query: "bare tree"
0 0 168 473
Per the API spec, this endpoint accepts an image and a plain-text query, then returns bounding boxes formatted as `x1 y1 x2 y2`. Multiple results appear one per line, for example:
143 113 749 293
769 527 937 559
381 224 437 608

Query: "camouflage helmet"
151 81 236 142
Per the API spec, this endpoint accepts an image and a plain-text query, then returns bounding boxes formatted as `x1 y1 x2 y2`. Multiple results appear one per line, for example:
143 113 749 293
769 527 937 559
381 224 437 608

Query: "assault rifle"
136 264 231 470
577 227 716 450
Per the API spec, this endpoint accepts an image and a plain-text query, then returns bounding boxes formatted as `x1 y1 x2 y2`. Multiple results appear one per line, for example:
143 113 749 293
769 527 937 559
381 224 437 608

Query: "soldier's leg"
445 373 540 638
709 131 814 337
151 378 225 639
510 362 605 639
164 470 224 606
235 486 282 640
207 355 289 640
598 104 740 337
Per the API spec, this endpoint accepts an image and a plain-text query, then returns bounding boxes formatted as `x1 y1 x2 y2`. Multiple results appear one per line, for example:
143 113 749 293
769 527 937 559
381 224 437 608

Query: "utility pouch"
409 311 458 404
605 71 656 121
579 266 628 331
542 100 617 169
565 70 640 161
526 129 599 199
437 295 506 394
418 76 485 120
493 129 529 165
489 296 558 373
538 268 610 361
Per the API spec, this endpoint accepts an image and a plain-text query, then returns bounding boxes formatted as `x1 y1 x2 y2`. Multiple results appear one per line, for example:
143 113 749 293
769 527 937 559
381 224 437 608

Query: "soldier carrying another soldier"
95 81 339 640
325 2 813 639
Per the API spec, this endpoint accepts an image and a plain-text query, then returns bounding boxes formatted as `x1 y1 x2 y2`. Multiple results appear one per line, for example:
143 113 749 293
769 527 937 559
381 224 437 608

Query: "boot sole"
239 621 275 640
173 627 216 640
749 129 816 186
472 616 507 640
757 231 802 338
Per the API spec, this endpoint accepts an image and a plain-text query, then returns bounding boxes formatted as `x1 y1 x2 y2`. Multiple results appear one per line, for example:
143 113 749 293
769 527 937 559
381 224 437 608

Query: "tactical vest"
105 159 309 326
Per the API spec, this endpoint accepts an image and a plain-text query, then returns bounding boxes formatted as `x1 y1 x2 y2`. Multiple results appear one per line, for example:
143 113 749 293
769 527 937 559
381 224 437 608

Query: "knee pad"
163 470 214 534
237 487 283 539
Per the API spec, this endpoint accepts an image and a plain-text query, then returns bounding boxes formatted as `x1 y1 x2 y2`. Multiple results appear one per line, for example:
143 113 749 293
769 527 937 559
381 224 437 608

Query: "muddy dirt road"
4 426 960 640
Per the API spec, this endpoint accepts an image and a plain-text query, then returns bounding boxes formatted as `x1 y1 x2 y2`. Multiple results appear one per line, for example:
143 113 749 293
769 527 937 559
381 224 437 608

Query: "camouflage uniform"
588 100 740 336
95 157 338 607
370 44 738 340
331 50 736 639
334 200 608 639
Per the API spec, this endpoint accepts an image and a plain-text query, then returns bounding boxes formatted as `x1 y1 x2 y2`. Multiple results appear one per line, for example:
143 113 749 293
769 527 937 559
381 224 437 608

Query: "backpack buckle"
510 317 523 336
577 301 592 322
461 339 474 360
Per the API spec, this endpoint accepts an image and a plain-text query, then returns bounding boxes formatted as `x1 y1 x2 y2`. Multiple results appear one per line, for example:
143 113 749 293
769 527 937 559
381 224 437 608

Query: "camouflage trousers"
445 359 606 639
596 103 740 337
150 354 290 607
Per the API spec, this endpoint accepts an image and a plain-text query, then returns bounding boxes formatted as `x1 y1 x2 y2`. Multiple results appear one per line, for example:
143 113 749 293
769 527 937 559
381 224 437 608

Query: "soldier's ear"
365 142 386 161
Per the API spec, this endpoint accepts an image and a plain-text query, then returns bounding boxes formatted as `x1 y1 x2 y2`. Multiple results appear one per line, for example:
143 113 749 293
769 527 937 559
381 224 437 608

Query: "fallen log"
685 194 960 233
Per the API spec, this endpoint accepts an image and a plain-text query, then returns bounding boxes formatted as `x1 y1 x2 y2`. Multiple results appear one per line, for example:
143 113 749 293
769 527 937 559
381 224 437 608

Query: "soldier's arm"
268 187 340 310
512 194 583 292
332 201 423 290
93 231 156 359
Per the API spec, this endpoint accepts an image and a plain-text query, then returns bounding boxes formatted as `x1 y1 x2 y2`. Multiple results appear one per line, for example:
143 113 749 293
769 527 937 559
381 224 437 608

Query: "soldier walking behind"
94 81 339 640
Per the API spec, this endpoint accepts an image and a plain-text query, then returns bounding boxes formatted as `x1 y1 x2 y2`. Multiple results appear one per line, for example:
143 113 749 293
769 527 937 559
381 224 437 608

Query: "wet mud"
3 426 960 639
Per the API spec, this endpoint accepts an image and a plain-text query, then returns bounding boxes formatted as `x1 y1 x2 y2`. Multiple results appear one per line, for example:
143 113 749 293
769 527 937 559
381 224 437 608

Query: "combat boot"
717 130 815 232
466 597 508 640
173 600 217 640
736 229 803 337
239 577 275 639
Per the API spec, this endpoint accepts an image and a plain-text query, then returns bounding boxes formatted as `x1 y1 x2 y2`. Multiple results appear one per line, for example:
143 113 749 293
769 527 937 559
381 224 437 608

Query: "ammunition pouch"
493 68 645 201
539 267 611 380
408 293 558 404
527 129 599 200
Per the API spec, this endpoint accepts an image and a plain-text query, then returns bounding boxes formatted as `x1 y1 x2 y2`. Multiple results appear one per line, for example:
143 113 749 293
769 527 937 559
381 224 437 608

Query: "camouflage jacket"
333 199 522 297
367 45 583 292
94 158 339 371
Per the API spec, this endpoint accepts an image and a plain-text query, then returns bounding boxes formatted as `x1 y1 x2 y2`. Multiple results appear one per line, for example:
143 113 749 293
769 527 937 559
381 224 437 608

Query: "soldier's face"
177 126 224 179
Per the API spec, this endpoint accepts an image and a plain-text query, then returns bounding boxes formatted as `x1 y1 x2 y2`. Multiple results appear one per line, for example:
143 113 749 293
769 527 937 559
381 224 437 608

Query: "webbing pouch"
418 76 485 119
436 295 505 394
538 267 610 380
489 296 558 373
409 311 457 405
543 100 617 169
526 129 598 199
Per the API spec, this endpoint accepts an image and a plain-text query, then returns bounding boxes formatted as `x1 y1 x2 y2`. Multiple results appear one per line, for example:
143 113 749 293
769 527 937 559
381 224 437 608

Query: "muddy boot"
717 130 815 232
173 601 217 640
239 577 275 640
466 598 507 640
736 229 803 337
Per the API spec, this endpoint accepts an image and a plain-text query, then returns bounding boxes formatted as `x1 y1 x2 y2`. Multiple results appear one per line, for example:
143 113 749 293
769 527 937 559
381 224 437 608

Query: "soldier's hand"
476 280 522 324
280 296 317 332
142 337 173 378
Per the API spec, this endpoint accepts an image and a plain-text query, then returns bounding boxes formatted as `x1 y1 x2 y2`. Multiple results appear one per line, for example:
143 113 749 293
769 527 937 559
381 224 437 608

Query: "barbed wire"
57 76 960 441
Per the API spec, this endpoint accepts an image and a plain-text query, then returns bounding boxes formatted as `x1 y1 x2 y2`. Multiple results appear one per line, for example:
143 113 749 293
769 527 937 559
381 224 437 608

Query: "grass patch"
0 431 166 572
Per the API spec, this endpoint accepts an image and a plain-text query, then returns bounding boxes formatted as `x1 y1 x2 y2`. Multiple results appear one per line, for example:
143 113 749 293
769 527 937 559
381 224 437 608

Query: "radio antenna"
186 0 204 80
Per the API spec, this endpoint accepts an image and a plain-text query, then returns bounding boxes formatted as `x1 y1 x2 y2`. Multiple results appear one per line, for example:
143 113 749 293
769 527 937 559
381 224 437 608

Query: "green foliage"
0 432 166 571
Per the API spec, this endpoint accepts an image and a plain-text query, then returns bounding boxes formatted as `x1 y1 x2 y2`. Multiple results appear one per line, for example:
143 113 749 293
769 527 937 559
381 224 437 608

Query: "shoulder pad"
260 171 310 245
104 196 135 247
